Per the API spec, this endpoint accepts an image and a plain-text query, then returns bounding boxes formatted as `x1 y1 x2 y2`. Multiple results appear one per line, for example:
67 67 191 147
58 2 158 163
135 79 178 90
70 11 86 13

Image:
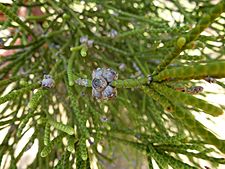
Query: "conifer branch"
154 61 225 81
0 3 36 38
152 1 225 75
152 83 223 116
0 0 224 168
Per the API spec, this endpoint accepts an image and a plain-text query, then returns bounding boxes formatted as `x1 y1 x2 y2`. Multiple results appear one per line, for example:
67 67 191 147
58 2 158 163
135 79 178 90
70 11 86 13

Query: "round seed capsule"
41 75 55 88
102 86 117 99
92 76 107 92
92 88 102 99
92 68 103 79
102 68 118 82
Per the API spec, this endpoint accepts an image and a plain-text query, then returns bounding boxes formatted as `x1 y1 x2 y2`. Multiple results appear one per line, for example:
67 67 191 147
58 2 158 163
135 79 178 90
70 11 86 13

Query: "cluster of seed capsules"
92 68 118 100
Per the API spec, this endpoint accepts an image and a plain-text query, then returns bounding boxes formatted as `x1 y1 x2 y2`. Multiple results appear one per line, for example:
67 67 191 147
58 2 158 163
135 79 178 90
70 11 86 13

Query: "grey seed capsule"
102 68 118 82
92 88 102 99
80 35 88 44
92 76 108 92
41 78 55 88
92 68 118 100
102 86 117 99
92 68 103 79
41 75 55 88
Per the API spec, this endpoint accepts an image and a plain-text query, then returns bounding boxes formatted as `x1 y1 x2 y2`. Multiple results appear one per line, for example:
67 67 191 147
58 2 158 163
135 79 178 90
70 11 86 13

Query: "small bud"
108 29 118 38
80 36 94 48
204 76 216 83
177 37 186 49
41 75 55 88
80 36 88 44
187 86 203 94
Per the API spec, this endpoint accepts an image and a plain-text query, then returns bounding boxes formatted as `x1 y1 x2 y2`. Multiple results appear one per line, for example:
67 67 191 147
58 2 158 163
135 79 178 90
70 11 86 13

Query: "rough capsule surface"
92 68 118 100
92 76 108 92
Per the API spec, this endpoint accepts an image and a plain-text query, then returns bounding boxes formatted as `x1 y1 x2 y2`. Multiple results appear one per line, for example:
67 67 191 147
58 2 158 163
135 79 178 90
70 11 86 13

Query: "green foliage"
142 86 174 112
44 123 50 146
54 150 71 169
152 0 225 75
173 106 225 154
67 136 77 152
154 61 225 81
48 116 74 135
41 134 64 157
0 3 36 38
67 52 77 86
0 83 39 104
152 83 223 116
111 77 149 88
28 89 48 109
79 137 88 161
147 145 168 168
0 0 225 168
